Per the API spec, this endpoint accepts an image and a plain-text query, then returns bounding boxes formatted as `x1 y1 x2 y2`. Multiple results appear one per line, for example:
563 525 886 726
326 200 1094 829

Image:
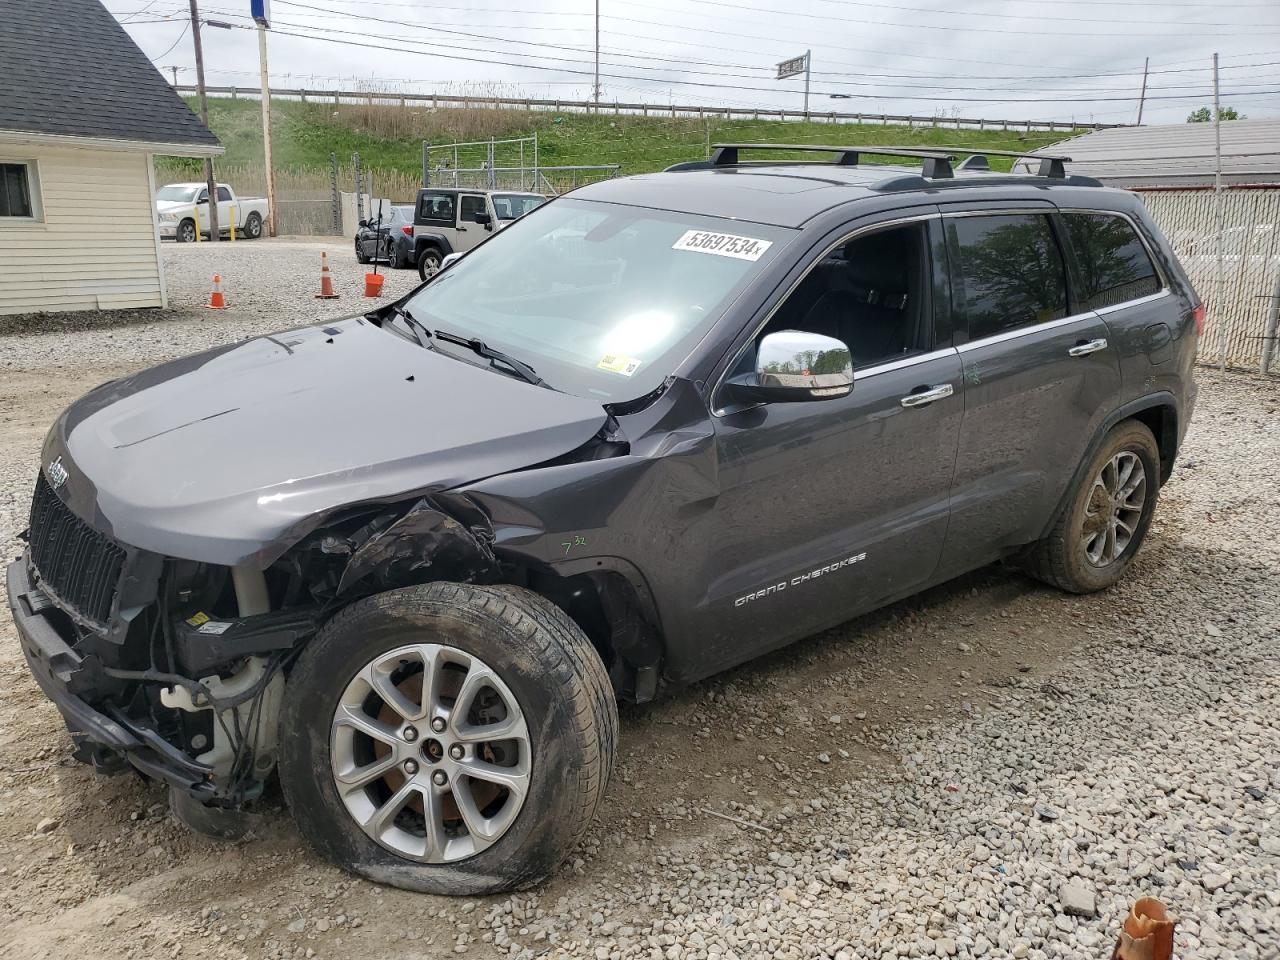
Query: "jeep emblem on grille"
47 456 69 488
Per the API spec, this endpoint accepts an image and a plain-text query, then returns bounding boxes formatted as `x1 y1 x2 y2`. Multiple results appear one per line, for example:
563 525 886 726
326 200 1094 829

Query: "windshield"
491 194 546 220
400 198 793 401
156 185 200 203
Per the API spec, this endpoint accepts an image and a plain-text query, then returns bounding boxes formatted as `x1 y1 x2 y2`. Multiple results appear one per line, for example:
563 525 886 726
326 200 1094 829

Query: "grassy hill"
159 95 1082 184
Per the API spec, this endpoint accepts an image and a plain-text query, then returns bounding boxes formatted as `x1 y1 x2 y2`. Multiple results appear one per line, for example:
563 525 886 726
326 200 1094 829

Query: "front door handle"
900 383 954 408
1068 338 1108 357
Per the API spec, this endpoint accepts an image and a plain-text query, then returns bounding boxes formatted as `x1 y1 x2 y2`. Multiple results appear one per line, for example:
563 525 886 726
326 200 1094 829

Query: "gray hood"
44 318 608 567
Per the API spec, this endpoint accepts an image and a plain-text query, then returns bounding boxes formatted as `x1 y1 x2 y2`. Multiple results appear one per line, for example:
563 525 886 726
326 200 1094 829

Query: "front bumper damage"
7 554 216 797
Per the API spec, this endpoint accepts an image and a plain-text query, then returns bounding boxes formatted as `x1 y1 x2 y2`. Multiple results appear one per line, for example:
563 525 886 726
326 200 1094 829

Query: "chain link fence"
1139 187 1280 374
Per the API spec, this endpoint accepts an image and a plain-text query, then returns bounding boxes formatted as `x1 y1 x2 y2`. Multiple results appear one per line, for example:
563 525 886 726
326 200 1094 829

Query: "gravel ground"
0 243 1277 959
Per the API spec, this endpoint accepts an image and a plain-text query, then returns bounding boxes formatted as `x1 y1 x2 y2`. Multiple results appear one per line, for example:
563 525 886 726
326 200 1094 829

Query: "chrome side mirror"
725 330 853 403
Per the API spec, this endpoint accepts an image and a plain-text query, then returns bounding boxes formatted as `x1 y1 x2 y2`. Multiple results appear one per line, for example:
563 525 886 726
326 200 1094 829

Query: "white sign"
776 54 807 79
672 230 773 262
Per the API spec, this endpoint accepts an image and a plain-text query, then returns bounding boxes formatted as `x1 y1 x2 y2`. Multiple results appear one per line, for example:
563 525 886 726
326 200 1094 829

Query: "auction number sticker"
597 353 642 376
672 229 772 261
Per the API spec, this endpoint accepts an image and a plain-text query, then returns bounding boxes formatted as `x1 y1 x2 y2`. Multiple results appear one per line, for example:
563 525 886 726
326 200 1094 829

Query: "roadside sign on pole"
250 0 270 26
776 54 807 80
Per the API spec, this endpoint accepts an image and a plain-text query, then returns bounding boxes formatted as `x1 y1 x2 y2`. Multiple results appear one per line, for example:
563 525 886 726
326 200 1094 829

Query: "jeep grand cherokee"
8 144 1199 895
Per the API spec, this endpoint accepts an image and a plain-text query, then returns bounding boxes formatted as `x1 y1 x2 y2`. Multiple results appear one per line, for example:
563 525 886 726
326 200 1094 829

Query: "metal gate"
1137 186 1280 373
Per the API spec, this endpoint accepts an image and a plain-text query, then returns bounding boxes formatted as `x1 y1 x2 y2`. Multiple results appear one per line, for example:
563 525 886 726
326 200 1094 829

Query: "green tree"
1187 106 1246 122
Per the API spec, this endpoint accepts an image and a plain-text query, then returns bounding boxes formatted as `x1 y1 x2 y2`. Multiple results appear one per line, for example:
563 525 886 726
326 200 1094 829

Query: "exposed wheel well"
515 567 664 703
1128 403 1178 482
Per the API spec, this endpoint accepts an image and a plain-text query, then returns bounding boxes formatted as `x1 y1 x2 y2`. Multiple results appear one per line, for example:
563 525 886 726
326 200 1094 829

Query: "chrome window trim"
710 211 940 418
939 206 1054 218
853 347 957 380
957 310 1097 353
1093 288 1172 316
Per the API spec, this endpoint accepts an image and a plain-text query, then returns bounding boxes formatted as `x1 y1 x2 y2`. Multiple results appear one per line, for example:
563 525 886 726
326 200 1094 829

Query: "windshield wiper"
432 329 545 387
388 303 431 348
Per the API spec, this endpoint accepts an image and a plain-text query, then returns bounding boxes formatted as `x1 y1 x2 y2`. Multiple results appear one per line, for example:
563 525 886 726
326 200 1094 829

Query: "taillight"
1192 303 1206 336
401 225 413 237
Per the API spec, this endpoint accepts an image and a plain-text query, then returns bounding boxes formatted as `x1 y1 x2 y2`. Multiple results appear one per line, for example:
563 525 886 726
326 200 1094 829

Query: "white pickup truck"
155 183 270 242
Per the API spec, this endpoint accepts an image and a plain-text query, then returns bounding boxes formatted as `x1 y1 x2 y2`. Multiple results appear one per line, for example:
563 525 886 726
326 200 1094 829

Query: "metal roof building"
1027 119 1280 189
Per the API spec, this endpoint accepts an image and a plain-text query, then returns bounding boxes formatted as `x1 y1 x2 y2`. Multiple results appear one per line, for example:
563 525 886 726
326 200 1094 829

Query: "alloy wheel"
1081 451 1146 567
330 643 531 863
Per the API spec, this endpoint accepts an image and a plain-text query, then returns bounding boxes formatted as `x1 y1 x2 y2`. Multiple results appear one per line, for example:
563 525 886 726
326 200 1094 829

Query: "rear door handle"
900 383 954 408
1068 338 1108 357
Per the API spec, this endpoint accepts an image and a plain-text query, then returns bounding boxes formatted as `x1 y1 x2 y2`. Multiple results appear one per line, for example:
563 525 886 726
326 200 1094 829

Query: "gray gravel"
0 236 422 363
0 243 1277 959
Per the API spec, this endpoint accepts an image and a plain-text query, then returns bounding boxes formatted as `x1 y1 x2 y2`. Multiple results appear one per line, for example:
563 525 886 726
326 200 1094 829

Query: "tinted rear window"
1063 212 1162 310
947 214 1068 340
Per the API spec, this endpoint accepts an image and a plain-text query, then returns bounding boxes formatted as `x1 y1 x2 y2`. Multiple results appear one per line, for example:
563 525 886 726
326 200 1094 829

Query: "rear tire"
244 212 263 239
279 582 617 895
417 246 442 281
1021 420 1160 594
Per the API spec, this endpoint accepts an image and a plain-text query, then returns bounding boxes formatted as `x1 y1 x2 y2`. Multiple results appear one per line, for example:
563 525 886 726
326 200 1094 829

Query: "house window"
0 162 35 218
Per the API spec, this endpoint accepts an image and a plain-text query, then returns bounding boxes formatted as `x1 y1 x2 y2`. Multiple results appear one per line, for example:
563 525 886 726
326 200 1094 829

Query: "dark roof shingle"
0 0 220 150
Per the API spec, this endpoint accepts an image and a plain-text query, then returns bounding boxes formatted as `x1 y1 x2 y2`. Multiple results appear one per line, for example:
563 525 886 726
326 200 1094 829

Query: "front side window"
1063 212 1161 310
752 222 930 369
460 195 487 222
1 163 33 217
947 214 1068 341
492 194 546 220
400 198 793 401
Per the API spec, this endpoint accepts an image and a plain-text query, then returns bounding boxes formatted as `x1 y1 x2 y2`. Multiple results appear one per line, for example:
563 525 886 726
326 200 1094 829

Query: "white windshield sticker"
672 229 772 261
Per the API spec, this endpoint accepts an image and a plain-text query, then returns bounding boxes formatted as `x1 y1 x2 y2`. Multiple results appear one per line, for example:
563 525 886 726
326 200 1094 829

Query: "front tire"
1021 420 1160 593
355 238 371 264
176 219 196 243
279 582 617 895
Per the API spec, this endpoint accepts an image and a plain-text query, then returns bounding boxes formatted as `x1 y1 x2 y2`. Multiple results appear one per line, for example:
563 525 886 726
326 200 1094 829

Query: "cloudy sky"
106 0 1280 126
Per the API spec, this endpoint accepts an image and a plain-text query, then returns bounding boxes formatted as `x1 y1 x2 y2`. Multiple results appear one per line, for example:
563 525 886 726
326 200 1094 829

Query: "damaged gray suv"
9 144 1200 895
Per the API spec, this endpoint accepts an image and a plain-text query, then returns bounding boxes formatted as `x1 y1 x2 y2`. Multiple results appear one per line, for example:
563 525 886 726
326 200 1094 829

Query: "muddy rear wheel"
1020 420 1160 594
279 582 617 894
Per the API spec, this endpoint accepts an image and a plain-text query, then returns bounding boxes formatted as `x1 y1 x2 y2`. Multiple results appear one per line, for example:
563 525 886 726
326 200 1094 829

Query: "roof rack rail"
936 146 1073 179
700 143 958 179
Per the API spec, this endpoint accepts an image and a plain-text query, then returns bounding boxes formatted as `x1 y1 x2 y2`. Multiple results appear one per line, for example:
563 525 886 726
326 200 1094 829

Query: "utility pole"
593 0 601 111
1212 51 1226 371
1136 57 1149 125
803 49 811 118
188 0 219 241
256 18 278 236
170 65 179 86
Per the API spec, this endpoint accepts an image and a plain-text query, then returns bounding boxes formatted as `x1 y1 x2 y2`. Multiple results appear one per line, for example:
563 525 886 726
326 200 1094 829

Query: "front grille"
28 472 126 627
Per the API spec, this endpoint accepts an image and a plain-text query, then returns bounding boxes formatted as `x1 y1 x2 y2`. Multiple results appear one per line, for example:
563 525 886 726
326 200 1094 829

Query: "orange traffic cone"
315 251 339 299
205 274 227 309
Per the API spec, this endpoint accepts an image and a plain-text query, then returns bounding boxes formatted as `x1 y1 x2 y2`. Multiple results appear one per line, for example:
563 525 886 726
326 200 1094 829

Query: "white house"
0 0 222 317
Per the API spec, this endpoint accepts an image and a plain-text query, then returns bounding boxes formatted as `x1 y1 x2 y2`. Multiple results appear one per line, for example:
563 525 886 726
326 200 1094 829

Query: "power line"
243 3 1280 94
250 21 1280 103
622 0 1280 38
150 18 190 60
200 0 1280 83
680 0 1276 28
214 9 1280 98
